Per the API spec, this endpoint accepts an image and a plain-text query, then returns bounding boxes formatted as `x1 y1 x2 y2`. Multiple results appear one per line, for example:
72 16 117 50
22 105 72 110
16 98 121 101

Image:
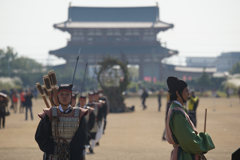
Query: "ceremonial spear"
71 48 81 86
204 108 207 133
79 62 88 96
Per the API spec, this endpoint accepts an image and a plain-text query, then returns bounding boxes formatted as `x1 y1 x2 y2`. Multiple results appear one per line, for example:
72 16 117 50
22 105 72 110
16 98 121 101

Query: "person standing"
98 90 109 135
78 95 87 108
141 88 149 110
19 89 26 113
165 76 215 160
226 87 230 98
238 87 240 103
187 91 199 127
12 90 18 113
94 91 104 146
157 89 164 112
86 92 102 154
0 92 9 129
24 89 34 120
35 84 88 160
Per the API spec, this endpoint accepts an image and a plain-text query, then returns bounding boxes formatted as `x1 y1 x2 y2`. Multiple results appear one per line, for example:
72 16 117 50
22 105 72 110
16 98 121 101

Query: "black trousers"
142 98 147 109
188 112 197 127
0 112 5 128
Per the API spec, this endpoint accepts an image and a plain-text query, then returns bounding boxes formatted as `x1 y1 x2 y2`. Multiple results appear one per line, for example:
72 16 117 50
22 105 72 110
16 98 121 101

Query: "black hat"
167 77 187 94
98 90 103 94
58 84 73 93
88 91 94 96
72 91 79 98
79 95 87 99
93 90 99 95
232 148 240 160
0 92 7 98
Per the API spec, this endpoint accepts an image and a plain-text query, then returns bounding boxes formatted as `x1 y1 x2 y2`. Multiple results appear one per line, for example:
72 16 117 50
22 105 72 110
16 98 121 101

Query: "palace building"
49 5 177 81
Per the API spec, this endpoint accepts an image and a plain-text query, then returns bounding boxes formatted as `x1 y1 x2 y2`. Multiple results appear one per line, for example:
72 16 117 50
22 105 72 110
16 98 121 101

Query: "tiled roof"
68 6 159 22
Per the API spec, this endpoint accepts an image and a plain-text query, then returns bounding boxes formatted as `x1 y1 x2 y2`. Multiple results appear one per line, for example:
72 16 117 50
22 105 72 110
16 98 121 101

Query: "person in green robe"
165 77 215 160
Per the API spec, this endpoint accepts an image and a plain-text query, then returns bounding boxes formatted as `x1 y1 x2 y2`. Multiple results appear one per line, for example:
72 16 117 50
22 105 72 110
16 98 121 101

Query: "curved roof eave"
53 21 173 31
49 45 177 57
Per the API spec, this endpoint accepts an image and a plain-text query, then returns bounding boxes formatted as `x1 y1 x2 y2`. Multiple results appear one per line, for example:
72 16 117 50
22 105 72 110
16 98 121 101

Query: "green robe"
169 101 215 160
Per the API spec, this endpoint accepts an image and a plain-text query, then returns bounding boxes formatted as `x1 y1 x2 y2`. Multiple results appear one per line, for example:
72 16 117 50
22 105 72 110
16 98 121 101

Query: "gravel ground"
0 96 239 160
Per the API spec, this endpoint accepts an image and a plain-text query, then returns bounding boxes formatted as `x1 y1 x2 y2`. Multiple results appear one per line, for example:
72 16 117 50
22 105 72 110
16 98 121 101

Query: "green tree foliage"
187 72 225 91
50 65 74 84
12 57 42 73
197 71 212 89
0 47 17 76
230 61 240 74
47 64 98 92
0 47 44 86
0 47 99 89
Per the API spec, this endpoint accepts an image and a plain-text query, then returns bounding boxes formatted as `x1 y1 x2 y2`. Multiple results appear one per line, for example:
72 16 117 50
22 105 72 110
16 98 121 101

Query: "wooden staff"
42 86 49 97
204 108 207 133
43 75 55 106
72 55 80 85
36 82 50 108
42 85 55 106
80 62 88 96
48 70 59 106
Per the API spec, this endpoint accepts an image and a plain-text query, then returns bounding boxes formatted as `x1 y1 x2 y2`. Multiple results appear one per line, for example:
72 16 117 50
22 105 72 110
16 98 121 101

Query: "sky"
0 0 240 65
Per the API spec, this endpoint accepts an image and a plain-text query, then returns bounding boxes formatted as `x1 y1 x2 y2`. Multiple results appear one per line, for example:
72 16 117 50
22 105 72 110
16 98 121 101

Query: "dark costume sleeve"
70 117 88 160
88 112 95 131
102 103 108 119
35 115 55 154
97 106 104 122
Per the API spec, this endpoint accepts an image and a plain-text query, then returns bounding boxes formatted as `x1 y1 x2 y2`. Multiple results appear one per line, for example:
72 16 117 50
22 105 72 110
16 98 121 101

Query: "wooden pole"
80 62 88 96
204 108 207 133
36 83 50 108
42 95 50 108
48 71 59 106
43 75 56 106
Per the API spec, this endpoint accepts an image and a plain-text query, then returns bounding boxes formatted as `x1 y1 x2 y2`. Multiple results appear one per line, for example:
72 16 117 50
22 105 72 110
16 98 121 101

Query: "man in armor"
86 92 102 154
35 84 88 160
78 95 87 108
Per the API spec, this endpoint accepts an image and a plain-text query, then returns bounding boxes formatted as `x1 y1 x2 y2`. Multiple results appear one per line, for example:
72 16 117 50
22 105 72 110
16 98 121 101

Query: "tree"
97 58 129 112
230 61 240 74
0 47 44 86
0 47 17 76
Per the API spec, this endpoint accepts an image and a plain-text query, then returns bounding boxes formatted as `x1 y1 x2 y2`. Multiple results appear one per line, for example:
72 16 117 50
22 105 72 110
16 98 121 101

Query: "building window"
143 36 155 41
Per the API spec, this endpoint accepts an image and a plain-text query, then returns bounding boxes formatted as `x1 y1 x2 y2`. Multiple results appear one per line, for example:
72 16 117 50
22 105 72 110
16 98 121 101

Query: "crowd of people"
0 75 219 159
0 88 37 129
